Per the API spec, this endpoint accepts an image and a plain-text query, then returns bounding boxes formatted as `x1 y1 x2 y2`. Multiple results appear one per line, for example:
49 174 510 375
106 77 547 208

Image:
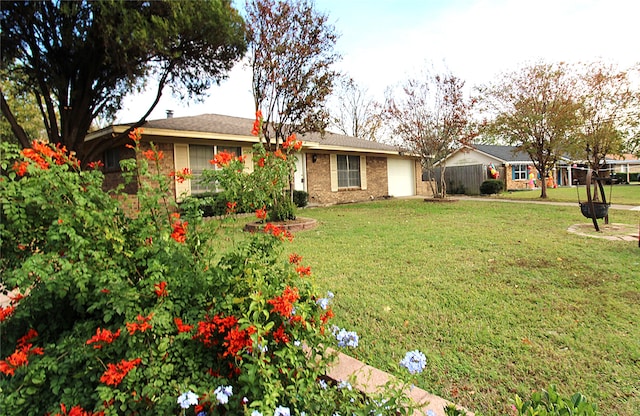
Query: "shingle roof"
473 144 531 162
142 113 402 153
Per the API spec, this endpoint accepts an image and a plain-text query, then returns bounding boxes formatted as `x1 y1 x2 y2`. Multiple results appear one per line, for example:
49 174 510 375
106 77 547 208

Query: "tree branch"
1 91 31 148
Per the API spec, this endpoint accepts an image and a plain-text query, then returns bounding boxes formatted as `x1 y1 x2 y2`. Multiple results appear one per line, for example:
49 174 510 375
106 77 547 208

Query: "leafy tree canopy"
477 61 582 198
1 0 246 162
246 0 340 147
574 61 640 170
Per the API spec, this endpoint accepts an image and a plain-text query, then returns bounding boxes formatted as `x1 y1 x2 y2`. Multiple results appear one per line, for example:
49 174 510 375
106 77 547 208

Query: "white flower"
274 406 291 416
214 385 233 405
177 391 198 409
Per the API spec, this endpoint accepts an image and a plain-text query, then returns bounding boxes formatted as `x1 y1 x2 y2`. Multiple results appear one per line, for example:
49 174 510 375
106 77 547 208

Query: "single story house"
85 113 431 209
442 144 573 193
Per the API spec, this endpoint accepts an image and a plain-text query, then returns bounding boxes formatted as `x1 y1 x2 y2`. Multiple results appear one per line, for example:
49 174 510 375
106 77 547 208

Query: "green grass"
274 200 639 415
496 183 640 205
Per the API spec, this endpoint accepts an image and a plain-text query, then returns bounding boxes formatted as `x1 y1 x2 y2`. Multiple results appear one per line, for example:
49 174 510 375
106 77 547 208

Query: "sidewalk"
449 195 639 211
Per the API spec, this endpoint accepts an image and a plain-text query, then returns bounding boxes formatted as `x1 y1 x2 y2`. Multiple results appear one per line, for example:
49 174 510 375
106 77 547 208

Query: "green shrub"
480 179 504 195
0 138 420 415
293 190 309 207
613 172 639 183
513 385 598 415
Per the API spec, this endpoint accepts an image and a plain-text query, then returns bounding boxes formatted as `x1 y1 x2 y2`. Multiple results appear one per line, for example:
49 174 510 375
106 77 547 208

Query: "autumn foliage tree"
385 68 474 198
478 61 581 198
574 61 640 174
245 0 340 148
0 0 246 162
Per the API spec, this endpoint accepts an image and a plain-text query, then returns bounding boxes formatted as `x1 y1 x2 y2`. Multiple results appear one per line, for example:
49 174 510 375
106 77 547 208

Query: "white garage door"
387 158 415 197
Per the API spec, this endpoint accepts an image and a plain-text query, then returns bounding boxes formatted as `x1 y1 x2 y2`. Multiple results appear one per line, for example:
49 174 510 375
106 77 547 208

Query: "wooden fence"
429 164 503 195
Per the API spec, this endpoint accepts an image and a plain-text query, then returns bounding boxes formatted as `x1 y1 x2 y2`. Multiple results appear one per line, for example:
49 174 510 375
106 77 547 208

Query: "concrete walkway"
327 349 474 416
449 195 639 211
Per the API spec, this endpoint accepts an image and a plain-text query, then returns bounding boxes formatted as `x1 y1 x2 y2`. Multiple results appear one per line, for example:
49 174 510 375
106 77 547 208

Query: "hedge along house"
85 114 431 210
441 144 573 194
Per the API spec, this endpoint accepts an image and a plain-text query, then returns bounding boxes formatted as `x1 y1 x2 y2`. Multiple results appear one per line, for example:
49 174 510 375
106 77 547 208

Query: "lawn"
495 183 640 205
259 199 639 415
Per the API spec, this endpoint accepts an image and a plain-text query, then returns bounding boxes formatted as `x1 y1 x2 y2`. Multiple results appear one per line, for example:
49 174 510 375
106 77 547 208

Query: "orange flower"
128 128 143 142
154 281 168 297
12 161 29 176
296 265 312 277
210 151 233 167
282 134 302 151
226 201 237 214
320 308 334 324
100 358 142 386
171 219 188 243
264 223 293 241
126 314 153 335
274 149 286 160
87 160 104 169
171 167 192 183
251 110 263 136
0 329 43 376
86 328 121 349
54 403 104 416
257 157 266 168
288 253 303 264
267 286 299 317
223 325 256 357
0 305 15 322
174 317 193 333
142 149 163 161
272 325 290 344
255 206 267 220
193 314 239 347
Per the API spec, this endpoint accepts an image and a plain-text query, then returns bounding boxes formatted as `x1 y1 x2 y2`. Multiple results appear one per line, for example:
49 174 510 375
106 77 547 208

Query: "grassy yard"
251 199 639 415
495 183 640 205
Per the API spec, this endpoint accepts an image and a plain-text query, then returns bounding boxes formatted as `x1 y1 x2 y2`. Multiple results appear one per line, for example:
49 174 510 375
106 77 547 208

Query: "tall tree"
330 77 383 141
246 0 340 147
385 68 474 198
1 0 246 162
477 61 581 198
574 61 640 173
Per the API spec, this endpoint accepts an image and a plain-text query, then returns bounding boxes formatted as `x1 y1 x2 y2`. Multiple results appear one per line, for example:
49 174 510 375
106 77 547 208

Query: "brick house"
85 114 431 208
443 144 573 192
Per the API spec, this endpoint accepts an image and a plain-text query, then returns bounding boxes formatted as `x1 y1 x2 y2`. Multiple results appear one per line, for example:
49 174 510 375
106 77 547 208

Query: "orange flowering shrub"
0 133 414 415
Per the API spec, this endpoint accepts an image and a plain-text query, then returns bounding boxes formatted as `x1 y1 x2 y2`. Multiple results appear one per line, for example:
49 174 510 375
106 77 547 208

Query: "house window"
104 148 119 171
512 164 528 180
337 154 361 188
189 145 242 194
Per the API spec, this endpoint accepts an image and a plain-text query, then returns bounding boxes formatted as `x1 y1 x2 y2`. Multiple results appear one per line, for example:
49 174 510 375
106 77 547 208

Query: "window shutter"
330 154 338 192
242 146 253 173
360 155 367 190
173 143 190 202
511 164 516 180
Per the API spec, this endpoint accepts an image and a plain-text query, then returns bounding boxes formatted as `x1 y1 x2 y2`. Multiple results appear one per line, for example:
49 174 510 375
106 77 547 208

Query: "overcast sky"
115 0 640 124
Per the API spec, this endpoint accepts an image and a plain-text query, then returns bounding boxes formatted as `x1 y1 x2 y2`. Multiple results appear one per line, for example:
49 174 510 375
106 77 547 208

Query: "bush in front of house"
480 179 504 195
293 190 309 207
0 137 421 415
613 172 639 183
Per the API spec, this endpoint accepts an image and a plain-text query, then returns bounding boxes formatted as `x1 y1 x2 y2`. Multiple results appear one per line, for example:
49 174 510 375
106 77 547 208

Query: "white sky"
115 0 640 124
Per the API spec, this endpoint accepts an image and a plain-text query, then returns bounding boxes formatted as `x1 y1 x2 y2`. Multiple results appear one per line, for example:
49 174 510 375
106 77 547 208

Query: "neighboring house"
441 144 573 193
85 113 431 209
604 154 640 183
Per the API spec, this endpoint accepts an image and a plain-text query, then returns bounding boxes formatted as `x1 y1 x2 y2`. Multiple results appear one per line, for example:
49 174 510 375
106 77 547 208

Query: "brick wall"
505 165 539 190
101 141 177 215
414 160 434 197
306 153 390 205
